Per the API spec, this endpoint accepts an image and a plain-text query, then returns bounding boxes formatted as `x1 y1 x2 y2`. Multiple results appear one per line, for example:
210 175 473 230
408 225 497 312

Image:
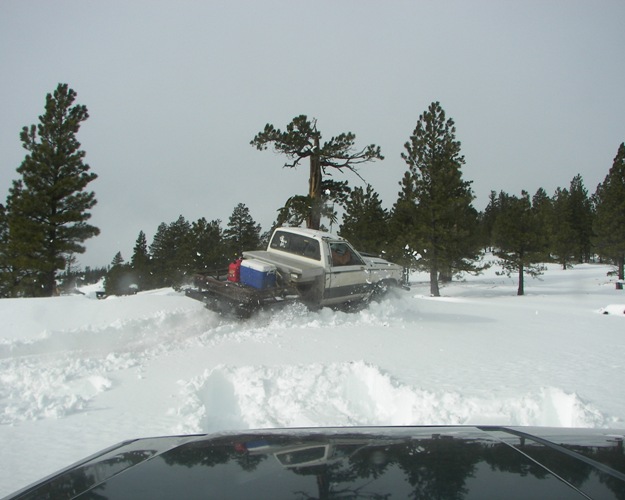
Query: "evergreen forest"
1 86 624 297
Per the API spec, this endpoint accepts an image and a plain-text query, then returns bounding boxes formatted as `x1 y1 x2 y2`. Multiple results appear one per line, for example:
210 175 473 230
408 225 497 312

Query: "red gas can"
227 258 242 282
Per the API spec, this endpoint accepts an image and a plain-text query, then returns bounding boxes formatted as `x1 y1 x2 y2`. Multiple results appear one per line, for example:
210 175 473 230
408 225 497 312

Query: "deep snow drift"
1 261 624 496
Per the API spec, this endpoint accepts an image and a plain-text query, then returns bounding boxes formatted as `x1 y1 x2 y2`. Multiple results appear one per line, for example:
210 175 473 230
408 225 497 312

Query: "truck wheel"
372 279 398 300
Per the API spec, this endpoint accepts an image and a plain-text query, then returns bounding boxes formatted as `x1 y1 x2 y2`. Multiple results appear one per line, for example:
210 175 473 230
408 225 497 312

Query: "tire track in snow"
0 304 214 424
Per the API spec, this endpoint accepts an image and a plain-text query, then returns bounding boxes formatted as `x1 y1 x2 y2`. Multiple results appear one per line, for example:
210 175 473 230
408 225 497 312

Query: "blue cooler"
240 259 277 289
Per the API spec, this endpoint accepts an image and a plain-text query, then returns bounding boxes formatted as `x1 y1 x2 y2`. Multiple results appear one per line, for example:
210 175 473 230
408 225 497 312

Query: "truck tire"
371 279 398 301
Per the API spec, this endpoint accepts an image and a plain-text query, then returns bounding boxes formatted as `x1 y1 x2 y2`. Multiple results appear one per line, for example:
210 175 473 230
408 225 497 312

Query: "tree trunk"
439 266 452 283
517 261 525 295
43 238 58 296
617 254 624 290
430 264 440 297
307 136 322 230
42 269 56 297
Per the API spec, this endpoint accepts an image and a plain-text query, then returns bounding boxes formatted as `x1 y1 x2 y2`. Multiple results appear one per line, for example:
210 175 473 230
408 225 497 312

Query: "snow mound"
600 304 625 315
77 278 105 299
172 361 609 434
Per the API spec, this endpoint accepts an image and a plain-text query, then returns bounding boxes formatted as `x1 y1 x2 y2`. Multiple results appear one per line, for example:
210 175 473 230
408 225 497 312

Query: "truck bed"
187 272 301 317
242 250 324 282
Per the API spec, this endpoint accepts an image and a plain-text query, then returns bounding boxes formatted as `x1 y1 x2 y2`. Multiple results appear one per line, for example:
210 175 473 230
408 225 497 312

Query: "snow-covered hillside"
1 262 624 496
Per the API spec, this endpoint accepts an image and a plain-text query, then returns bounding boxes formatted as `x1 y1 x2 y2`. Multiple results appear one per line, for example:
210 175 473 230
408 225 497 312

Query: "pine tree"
479 190 501 252
111 251 124 267
593 143 625 288
340 185 389 254
130 231 151 290
568 174 594 263
105 251 134 296
251 115 383 229
398 101 479 296
0 203 11 297
549 175 594 269
492 191 546 295
149 216 194 287
388 171 420 267
191 218 226 271
104 252 124 295
3 84 98 296
223 203 261 258
531 187 553 261
438 203 483 283
551 187 576 269
148 223 169 287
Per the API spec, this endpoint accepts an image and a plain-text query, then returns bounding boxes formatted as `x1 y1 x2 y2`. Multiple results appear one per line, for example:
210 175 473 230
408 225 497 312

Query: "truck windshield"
269 231 321 261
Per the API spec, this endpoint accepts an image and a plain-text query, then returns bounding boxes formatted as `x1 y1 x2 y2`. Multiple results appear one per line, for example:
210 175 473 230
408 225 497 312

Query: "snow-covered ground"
1 261 624 496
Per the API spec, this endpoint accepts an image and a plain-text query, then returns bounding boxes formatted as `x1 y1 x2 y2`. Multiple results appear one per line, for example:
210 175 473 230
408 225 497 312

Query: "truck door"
325 241 370 305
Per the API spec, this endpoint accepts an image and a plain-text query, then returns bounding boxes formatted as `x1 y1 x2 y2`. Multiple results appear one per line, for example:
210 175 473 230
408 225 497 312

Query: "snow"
1 262 624 496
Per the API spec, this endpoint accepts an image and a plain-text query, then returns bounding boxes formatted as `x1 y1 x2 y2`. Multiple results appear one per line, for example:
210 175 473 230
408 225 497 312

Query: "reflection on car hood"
6 426 625 499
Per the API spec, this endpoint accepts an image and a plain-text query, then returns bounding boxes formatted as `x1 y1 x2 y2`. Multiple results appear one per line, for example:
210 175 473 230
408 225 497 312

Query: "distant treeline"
2 85 624 298
97 158 622 297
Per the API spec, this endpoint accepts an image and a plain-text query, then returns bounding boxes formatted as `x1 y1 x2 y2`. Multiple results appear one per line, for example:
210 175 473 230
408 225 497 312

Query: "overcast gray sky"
1 1 624 268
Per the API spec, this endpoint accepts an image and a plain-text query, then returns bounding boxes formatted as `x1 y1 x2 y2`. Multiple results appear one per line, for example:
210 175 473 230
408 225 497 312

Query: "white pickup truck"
187 227 406 316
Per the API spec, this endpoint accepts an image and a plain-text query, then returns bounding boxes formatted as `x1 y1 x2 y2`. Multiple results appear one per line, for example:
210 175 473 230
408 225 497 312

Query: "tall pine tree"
549 175 594 269
398 101 478 296
492 191 546 295
531 187 552 262
568 174 594 263
551 187 576 269
3 84 98 296
593 143 625 289
130 231 151 290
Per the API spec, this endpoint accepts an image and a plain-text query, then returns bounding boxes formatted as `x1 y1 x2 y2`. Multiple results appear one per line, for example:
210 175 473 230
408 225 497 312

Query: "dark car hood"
6 426 625 499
